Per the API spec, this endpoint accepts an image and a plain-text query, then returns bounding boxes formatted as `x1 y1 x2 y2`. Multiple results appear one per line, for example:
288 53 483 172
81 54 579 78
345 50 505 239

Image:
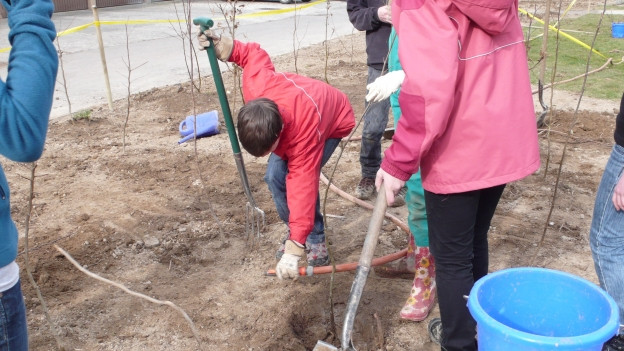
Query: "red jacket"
229 41 355 244
382 0 540 193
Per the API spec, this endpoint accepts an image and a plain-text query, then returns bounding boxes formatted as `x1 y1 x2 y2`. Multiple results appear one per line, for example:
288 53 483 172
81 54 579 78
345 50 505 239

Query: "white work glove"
196 29 234 61
365 70 405 103
377 5 392 24
276 240 304 280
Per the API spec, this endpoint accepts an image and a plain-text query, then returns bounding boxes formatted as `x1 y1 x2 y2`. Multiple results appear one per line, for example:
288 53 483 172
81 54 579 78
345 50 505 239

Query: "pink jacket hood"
452 0 518 35
383 0 540 193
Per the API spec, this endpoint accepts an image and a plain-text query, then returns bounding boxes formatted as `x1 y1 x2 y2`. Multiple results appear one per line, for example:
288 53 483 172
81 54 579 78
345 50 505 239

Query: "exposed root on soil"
531 58 613 95
53 244 203 349
320 173 410 234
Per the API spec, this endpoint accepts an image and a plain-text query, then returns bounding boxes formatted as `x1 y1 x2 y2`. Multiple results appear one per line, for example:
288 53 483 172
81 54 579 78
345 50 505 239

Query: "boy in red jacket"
197 30 355 280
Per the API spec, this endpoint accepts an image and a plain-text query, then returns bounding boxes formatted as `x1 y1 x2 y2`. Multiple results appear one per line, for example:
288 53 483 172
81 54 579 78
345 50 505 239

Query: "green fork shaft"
193 17 240 154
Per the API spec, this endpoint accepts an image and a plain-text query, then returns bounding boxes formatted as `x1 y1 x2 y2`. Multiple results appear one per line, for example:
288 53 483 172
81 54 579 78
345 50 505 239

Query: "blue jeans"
0 280 28 351
264 138 341 245
590 144 624 332
360 66 391 179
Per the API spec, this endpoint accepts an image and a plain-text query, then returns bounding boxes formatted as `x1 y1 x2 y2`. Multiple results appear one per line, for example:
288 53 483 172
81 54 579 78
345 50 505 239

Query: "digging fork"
193 17 265 238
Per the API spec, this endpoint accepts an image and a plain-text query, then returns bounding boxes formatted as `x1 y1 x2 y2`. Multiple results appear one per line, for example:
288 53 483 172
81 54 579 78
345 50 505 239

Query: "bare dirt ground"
6 5 622 350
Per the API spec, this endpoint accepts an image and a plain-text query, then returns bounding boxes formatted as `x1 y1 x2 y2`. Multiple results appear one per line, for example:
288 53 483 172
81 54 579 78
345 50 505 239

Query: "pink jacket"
229 41 355 244
382 0 540 193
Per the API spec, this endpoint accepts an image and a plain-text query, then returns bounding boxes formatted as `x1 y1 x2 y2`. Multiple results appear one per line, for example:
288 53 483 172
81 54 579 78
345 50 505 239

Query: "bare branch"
54 244 203 348
531 0 609 266
23 163 65 350
55 37 73 119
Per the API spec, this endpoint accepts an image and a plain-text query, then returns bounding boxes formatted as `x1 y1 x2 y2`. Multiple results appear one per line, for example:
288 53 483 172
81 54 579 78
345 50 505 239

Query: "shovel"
314 184 388 351
193 17 265 238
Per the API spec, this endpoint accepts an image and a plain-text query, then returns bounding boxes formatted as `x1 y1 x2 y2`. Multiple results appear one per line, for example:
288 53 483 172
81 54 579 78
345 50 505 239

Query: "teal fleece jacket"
0 0 58 267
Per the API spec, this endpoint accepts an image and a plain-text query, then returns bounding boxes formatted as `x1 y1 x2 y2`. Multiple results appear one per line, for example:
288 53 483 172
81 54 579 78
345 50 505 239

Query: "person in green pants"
369 28 436 322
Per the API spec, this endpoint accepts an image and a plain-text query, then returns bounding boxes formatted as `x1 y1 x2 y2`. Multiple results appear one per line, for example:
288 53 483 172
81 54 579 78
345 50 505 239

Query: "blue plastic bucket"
613 23 624 38
468 267 619 351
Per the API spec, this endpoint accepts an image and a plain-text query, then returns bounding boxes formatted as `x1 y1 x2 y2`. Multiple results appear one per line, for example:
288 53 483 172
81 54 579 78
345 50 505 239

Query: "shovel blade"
313 340 339 351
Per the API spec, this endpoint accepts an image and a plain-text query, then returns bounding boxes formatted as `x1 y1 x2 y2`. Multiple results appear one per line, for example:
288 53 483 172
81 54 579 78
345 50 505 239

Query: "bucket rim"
467 267 619 346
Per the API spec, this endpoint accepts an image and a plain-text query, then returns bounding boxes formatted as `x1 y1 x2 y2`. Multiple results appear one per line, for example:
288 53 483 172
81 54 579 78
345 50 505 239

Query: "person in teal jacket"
0 0 58 347
372 28 436 322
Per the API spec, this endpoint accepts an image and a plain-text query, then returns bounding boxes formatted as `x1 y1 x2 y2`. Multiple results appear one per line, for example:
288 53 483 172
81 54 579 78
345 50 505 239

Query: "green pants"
392 101 429 247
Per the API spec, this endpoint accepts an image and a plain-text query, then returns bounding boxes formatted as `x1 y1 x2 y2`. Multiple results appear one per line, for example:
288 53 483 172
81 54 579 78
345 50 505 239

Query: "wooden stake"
89 0 113 110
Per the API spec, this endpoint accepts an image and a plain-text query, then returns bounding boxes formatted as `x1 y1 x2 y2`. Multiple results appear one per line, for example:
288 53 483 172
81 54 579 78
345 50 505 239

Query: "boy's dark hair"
237 98 283 157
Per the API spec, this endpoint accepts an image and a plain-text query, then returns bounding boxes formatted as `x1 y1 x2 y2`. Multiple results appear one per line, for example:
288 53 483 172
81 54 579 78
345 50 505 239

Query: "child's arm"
0 0 58 162
228 40 275 77
283 142 324 245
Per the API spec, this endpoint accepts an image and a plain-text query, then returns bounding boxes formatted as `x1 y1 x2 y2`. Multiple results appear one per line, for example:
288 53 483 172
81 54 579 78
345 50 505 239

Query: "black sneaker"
355 177 376 200
603 334 624 351
390 186 407 207
428 317 442 345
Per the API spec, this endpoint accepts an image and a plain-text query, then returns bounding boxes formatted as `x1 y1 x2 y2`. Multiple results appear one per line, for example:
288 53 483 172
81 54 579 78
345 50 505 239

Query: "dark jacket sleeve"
346 0 391 69
346 0 382 31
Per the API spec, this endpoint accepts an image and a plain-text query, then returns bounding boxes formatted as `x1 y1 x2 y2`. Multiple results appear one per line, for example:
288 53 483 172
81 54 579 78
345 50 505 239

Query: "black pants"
425 184 506 351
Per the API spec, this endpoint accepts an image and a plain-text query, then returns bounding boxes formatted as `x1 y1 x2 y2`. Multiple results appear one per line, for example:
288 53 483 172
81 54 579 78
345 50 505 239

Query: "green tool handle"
193 17 241 154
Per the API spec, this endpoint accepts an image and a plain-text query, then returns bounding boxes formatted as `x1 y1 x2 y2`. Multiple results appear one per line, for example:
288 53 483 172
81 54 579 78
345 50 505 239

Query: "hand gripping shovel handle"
341 184 387 351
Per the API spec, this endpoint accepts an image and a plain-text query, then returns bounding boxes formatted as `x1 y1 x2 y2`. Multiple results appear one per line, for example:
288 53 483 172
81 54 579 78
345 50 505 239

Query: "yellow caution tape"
0 0 325 53
519 7 608 59
57 22 93 36
553 0 578 28
237 0 323 18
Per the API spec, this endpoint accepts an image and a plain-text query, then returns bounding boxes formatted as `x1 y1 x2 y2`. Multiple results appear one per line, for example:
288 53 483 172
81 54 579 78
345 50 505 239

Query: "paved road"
0 0 355 119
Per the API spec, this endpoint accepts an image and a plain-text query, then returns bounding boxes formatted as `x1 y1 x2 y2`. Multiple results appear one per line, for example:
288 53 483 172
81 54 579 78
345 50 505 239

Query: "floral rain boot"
276 233 329 267
373 235 417 279
306 241 329 267
399 246 436 321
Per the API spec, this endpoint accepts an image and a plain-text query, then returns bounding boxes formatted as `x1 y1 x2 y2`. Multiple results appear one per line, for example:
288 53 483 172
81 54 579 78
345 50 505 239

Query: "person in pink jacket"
373 0 540 349
197 31 355 280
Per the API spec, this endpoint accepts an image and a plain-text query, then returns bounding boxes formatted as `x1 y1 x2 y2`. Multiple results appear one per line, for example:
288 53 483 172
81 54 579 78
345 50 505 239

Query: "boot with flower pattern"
306 241 329 267
373 234 417 279
399 246 436 321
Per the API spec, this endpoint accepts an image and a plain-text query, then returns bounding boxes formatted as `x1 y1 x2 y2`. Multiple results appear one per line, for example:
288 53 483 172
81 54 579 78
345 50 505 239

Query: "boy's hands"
366 70 405 103
196 29 233 62
275 240 304 280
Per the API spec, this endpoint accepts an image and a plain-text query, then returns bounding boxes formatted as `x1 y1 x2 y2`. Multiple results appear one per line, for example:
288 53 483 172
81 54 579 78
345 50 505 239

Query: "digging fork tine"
245 202 266 240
